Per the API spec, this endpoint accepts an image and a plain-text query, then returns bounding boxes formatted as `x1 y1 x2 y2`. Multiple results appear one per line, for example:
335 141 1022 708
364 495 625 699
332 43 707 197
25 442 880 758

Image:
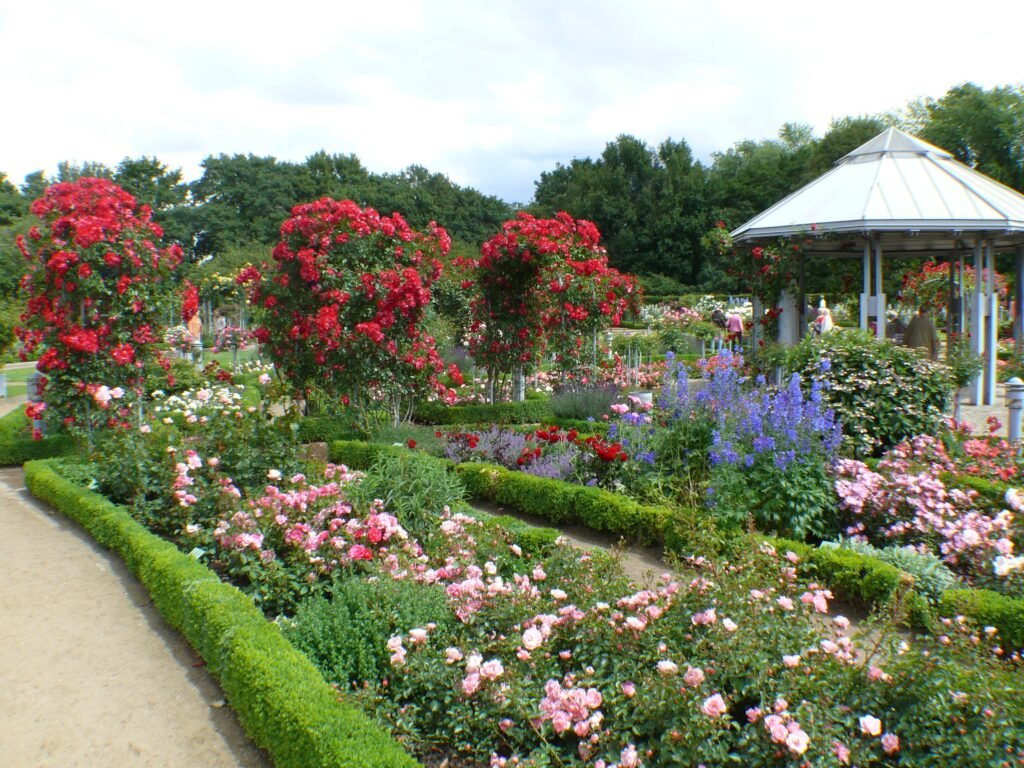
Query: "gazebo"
731 127 1024 405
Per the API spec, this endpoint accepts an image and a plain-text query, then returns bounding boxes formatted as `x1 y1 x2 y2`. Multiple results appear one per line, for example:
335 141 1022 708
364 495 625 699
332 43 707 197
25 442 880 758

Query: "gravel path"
0 466 271 768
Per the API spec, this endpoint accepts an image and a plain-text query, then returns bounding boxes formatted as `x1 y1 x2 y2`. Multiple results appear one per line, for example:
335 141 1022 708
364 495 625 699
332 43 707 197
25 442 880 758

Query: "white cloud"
1 0 1022 203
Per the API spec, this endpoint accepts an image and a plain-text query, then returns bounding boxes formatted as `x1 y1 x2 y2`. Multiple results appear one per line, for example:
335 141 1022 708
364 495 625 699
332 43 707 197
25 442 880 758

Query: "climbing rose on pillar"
16 177 182 436
240 198 454 424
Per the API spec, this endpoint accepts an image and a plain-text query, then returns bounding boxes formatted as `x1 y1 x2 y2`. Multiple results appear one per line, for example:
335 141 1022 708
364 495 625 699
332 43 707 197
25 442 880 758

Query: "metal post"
985 242 997 406
1007 377 1024 443
861 241 871 331
959 254 967 336
874 239 885 340
946 259 954 359
972 242 984 405
1016 246 1024 358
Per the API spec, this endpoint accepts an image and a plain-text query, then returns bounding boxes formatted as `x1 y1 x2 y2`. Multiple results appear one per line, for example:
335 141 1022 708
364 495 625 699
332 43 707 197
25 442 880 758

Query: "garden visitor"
812 306 833 335
726 311 744 347
903 306 939 358
886 310 906 344
187 313 203 362
711 307 727 329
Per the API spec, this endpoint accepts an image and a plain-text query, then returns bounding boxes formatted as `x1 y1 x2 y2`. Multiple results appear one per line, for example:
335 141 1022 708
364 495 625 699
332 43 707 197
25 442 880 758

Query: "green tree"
56 160 114 182
0 173 27 226
906 82 1024 191
188 154 314 256
801 115 890 183
115 156 189 245
20 171 49 202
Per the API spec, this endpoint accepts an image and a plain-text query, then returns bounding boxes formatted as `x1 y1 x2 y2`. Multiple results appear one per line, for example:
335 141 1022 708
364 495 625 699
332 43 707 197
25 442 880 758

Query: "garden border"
23 459 421 768
330 439 1024 647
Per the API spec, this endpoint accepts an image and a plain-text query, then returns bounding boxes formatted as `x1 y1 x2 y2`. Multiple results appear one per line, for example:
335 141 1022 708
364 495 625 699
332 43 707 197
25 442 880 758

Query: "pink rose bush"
834 434 1022 588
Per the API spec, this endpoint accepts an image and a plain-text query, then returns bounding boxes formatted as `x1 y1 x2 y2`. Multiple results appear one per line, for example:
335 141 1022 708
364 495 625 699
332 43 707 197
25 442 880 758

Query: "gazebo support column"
874 239 886 340
946 259 955 359
1015 246 1024 358
860 242 871 331
959 254 967 336
972 243 985 405
985 241 997 405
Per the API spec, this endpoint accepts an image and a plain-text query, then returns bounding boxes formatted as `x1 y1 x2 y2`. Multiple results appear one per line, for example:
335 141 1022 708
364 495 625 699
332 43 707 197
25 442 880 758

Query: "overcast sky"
2 0 1022 204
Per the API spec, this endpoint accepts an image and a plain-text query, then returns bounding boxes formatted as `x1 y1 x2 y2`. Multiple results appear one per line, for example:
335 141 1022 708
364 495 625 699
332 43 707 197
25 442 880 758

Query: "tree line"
2 81 1023 304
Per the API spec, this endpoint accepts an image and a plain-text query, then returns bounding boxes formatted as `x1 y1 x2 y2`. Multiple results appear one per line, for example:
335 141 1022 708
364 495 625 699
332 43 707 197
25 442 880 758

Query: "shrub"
413 399 555 426
0 407 75 465
16 178 183 436
787 329 953 457
549 384 620 421
283 578 454 689
348 451 466 539
823 538 961 605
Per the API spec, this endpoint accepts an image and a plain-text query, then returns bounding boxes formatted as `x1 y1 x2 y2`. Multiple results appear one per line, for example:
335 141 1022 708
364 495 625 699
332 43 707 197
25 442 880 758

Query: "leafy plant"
349 451 465 540
282 578 454 688
549 384 620 420
788 329 953 457
823 537 961 604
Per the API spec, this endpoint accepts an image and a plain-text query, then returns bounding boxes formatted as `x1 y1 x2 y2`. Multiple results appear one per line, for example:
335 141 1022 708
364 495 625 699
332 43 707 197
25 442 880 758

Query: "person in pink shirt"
726 312 744 344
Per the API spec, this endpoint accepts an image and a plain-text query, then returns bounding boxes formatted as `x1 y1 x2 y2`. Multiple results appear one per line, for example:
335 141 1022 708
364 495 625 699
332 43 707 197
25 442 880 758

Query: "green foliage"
297 416 363 444
940 588 1024 650
349 451 465 539
24 459 419 768
824 538 961 605
0 407 76 466
413 399 554 425
283 579 454 689
455 460 669 545
908 82 1024 192
710 455 837 540
532 135 710 283
548 385 619 421
787 329 953 457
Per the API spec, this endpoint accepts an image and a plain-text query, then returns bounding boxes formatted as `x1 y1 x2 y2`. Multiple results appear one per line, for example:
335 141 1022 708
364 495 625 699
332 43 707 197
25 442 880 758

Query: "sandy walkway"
0 466 271 768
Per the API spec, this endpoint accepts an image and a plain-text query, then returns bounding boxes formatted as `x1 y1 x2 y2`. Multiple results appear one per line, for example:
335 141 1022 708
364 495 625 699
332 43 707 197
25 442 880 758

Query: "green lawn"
1 365 34 398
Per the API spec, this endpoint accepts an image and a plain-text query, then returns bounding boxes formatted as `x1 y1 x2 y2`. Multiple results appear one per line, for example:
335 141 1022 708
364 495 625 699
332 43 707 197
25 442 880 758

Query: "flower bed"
24 459 419 768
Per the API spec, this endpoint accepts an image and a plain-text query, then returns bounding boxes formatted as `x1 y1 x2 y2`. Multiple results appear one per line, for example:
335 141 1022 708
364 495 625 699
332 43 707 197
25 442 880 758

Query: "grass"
1 364 35 399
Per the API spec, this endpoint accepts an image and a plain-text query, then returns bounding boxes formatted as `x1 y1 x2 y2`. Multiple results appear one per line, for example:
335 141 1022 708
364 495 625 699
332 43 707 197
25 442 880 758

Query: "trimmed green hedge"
455 461 668 545
413 399 554 426
940 588 1024 650
297 416 363 445
769 537 932 628
24 460 419 768
329 440 455 474
0 408 75 466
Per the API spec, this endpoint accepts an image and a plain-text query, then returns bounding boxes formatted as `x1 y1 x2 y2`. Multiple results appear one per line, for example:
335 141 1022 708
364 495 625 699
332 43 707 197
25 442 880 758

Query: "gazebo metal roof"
731 127 1024 255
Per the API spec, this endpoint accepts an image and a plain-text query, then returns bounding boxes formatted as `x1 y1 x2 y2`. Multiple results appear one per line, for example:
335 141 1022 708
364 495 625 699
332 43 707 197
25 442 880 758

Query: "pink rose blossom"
786 729 810 755
656 660 678 676
881 732 900 754
782 654 800 668
522 627 543 650
832 740 851 764
860 715 882 736
683 666 705 687
621 681 636 698
701 693 727 719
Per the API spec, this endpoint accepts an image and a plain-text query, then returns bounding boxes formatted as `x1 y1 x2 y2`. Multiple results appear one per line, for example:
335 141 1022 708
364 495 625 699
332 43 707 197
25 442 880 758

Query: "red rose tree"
240 198 457 425
16 178 183 437
467 212 637 401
